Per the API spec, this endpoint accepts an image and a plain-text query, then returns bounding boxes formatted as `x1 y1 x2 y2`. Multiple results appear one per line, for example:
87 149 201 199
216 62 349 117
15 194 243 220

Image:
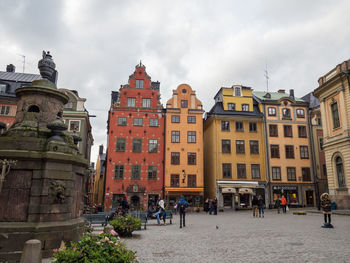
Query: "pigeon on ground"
216 225 219 230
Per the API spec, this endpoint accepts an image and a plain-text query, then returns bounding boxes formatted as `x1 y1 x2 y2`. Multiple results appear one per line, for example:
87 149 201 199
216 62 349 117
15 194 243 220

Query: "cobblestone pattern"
123 210 350 263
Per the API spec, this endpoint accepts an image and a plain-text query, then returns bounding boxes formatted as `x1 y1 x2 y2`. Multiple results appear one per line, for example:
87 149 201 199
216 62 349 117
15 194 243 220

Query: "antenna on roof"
18 54 25 73
264 63 269 92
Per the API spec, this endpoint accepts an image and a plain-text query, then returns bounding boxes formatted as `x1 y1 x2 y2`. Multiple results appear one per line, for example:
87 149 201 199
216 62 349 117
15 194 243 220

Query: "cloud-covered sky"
1 0 350 162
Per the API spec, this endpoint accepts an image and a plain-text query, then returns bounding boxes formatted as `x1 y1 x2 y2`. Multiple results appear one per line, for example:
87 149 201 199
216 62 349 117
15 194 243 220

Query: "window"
300 146 309 159
236 140 245 154
188 152 196 165
221 121 230 131
127 97 136 107
0 106 10 116
136 79 144 89
285 145 294 159
133 118 143 126
171 131 180 143
148 166 157 180
268 107 276 116
250 140 259 154
116 138 126 152
319 138 324 151
331 102 340 129
282 108 291 119
171 174 179 187
251 164 261 179
188 116 196 123
150 118 158 127
114 165 124 179
181 100 188 108
148 139 158 153
269 124 278 137
296 109 305 118
283 125 293 137
237 164 246 179
298 126 307 138
222 163 232 178
142 98 151 108
188 131 196 143
322 164 327 178
188 174 196 187
171 115 180 123
302 167 311 182
234 87 241 96
242 104 249 111
222 140 231 153
336 157 345 187
118 117 127 126
131 165 141 179
228 103 235 110
64 102 73 109
0 84 6 93
132 138 142 152
272 167 281 180
318 117 322 126
270 145 280 158
249 122 257 132
171 152 180 165
236 121 244 132
287 167 296 181
69 120 80 131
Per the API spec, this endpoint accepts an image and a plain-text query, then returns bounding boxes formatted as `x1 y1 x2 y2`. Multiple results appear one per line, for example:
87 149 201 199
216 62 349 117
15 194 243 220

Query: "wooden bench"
83 213 108 226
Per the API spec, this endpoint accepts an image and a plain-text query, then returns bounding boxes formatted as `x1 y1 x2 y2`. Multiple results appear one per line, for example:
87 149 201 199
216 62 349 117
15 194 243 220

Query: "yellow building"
254 89 315 207
314 59 350 209
93 145 106 207
165 84 204 207
204 85 267 209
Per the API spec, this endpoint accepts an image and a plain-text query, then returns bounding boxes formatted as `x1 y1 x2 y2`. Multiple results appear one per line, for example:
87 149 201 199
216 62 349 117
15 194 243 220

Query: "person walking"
280 195 287 213
209 199 213 215
213 198 218 215
275 197 281 214
204 198 209 214
252 195 259 217
258 195 264 218
177 195 189 228
320 193 333 228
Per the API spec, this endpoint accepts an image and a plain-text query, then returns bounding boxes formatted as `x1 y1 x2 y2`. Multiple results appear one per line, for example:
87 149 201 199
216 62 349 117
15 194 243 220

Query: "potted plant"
110 214 142 237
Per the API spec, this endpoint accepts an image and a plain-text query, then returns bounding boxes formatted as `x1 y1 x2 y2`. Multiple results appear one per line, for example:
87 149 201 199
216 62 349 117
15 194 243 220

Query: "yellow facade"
204 86 267 209
165 84 204 206
93 152 105 207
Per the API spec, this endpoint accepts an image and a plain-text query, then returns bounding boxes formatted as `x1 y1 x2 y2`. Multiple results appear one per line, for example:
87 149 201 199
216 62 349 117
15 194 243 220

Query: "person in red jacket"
280 195 287 213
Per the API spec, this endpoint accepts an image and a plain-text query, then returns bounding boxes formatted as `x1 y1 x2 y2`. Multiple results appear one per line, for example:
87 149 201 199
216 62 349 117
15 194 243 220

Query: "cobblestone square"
123 210 350 263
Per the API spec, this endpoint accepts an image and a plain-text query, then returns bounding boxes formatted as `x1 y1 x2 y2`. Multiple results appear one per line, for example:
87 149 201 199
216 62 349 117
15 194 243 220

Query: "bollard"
20 239 42 263
104 224 113 234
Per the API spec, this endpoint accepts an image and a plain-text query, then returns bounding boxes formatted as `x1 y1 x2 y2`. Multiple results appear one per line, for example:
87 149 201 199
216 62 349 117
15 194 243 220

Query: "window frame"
285 145 295 159
222 163 232 178
188 152 196 165
171 152 180 165
187 174 196 187
171 131 180 143
132 138 142 152
148 165 157 180
148 139 158 153
131 165 141 180
287 167 296 181
237 163 247 179
187 131 196 143
117 117 127 126
187 116 196 123
228 103 236 110
181 100 188 108
127 97 136 107
142 98 151 108
296 109 305 118
272 167 281 181
269 124 278 137
171 115 180 123
282 108 291 119
222 139 231 153
298 125 307 138
236 140 245 154
133 118 143 126
0 105 10 116
249 140 259 154
251 164 261 179
116 138 126 152
69 120 81 132
136 79 144 89
302 167 311 182
331 101 340 129
300 146 309 159
283 125 293 137
249 122 257 132
170 174 180 187
268 107 276 116
270 144 280 158
242 104 249 111
149 118 158 127
221 120 230 131
235 121 244 132
114 165 124 179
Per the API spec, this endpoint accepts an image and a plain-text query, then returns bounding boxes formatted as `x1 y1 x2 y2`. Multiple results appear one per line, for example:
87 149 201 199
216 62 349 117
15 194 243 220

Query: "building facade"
204 86 267 209
105 63 164 211
164 84 204 208
254 90 315 207
93 145 106 207
314 59 350 209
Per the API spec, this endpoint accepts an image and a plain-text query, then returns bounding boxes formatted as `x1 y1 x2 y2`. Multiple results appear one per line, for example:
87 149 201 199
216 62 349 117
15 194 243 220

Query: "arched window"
28 105 40 113
336 156 345 188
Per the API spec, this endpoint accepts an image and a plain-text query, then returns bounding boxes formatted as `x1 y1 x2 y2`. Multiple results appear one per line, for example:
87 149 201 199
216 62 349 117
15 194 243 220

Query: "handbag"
286 205 289 211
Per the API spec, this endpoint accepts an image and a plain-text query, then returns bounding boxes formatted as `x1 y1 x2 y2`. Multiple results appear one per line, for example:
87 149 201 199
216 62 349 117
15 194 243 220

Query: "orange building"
164 84 204 207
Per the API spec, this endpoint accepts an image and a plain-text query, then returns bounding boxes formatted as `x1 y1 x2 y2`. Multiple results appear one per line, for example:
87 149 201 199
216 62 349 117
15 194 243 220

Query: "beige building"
314 59 350 209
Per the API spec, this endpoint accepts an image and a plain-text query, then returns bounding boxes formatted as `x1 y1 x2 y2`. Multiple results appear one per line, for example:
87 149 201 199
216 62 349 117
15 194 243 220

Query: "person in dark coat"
275 197 281 214
204 198 209 214
321 193 333 228
121 195 129 216
213 198 218 215
177 196 189 228
258 195 264 218
252 195 259 217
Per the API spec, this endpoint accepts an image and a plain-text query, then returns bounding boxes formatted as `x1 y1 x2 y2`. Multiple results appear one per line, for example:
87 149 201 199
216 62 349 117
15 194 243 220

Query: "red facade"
105 63 164 211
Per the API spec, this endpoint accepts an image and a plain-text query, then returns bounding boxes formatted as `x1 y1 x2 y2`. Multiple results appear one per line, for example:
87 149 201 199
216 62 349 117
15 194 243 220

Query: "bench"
129 211 148 230
83 213 108 226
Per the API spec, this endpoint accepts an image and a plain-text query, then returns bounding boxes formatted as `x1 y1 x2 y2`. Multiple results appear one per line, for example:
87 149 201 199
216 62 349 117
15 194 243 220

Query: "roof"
206 100 263 118
301 92 320 109
0 71 41 83
253 91 305 103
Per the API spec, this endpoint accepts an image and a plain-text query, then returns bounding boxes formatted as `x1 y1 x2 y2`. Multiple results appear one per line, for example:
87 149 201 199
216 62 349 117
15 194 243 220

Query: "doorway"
223 194 233 208
130 195 140 210
306 190 314 206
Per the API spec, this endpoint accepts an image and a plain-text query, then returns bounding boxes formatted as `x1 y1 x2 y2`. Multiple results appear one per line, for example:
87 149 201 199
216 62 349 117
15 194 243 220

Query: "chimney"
6 64 15 73
278 89 285 93
99 145 104 155
289 89 295 99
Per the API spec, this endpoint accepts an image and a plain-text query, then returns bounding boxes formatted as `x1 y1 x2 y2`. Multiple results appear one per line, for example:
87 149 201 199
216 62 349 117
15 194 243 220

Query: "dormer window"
64 102 73 109
136 79 144 89
242 104 249 111
296 109 305 118
282 108 291 119
234 87 241 96
0 84 6 93
228 103 235 110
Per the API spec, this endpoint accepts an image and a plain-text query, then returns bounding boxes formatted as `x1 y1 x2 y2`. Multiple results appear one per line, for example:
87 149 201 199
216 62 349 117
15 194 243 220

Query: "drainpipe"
262 104 272 208
162 109 166 201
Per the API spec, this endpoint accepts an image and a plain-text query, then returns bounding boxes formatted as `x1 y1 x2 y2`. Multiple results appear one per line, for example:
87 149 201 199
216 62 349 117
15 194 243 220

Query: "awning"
239 188 254 194
222 188 236 194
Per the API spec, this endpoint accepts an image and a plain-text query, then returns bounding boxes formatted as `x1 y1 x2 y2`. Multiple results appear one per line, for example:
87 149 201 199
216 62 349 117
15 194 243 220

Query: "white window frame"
69 120 81 132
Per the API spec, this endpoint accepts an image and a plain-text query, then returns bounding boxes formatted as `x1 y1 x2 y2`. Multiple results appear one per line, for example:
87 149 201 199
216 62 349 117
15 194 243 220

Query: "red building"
105 63 164 211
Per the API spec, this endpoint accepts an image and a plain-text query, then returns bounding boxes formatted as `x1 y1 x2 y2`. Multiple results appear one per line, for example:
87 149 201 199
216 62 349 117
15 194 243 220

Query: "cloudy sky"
1 0 350 162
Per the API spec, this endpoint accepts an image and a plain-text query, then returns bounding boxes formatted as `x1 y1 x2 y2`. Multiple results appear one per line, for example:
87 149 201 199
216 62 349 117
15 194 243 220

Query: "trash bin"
331 202 337 210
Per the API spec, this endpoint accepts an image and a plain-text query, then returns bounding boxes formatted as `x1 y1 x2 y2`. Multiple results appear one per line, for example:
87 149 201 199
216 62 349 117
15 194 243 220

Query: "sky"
1 0 350 164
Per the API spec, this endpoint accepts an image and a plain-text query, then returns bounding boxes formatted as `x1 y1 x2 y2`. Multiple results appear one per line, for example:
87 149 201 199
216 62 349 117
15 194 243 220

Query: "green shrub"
52 233 137 263
109 215 142 237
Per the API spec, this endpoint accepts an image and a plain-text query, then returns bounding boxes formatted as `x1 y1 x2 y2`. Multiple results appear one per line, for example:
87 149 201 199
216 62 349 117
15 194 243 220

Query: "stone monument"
0 51 88 262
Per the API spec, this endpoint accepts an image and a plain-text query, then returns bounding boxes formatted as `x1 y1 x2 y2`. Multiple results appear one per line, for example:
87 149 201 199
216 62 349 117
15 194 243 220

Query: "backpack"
179 203 186 213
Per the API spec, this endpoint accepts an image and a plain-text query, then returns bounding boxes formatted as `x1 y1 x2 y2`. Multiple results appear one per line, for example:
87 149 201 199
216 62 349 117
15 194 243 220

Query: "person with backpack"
177 196 189 228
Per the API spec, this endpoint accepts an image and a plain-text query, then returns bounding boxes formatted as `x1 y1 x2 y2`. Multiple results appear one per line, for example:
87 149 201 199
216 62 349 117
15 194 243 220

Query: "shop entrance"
130 195 140 210
239 194 250 207
306 190 314 206
223 194 233 208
